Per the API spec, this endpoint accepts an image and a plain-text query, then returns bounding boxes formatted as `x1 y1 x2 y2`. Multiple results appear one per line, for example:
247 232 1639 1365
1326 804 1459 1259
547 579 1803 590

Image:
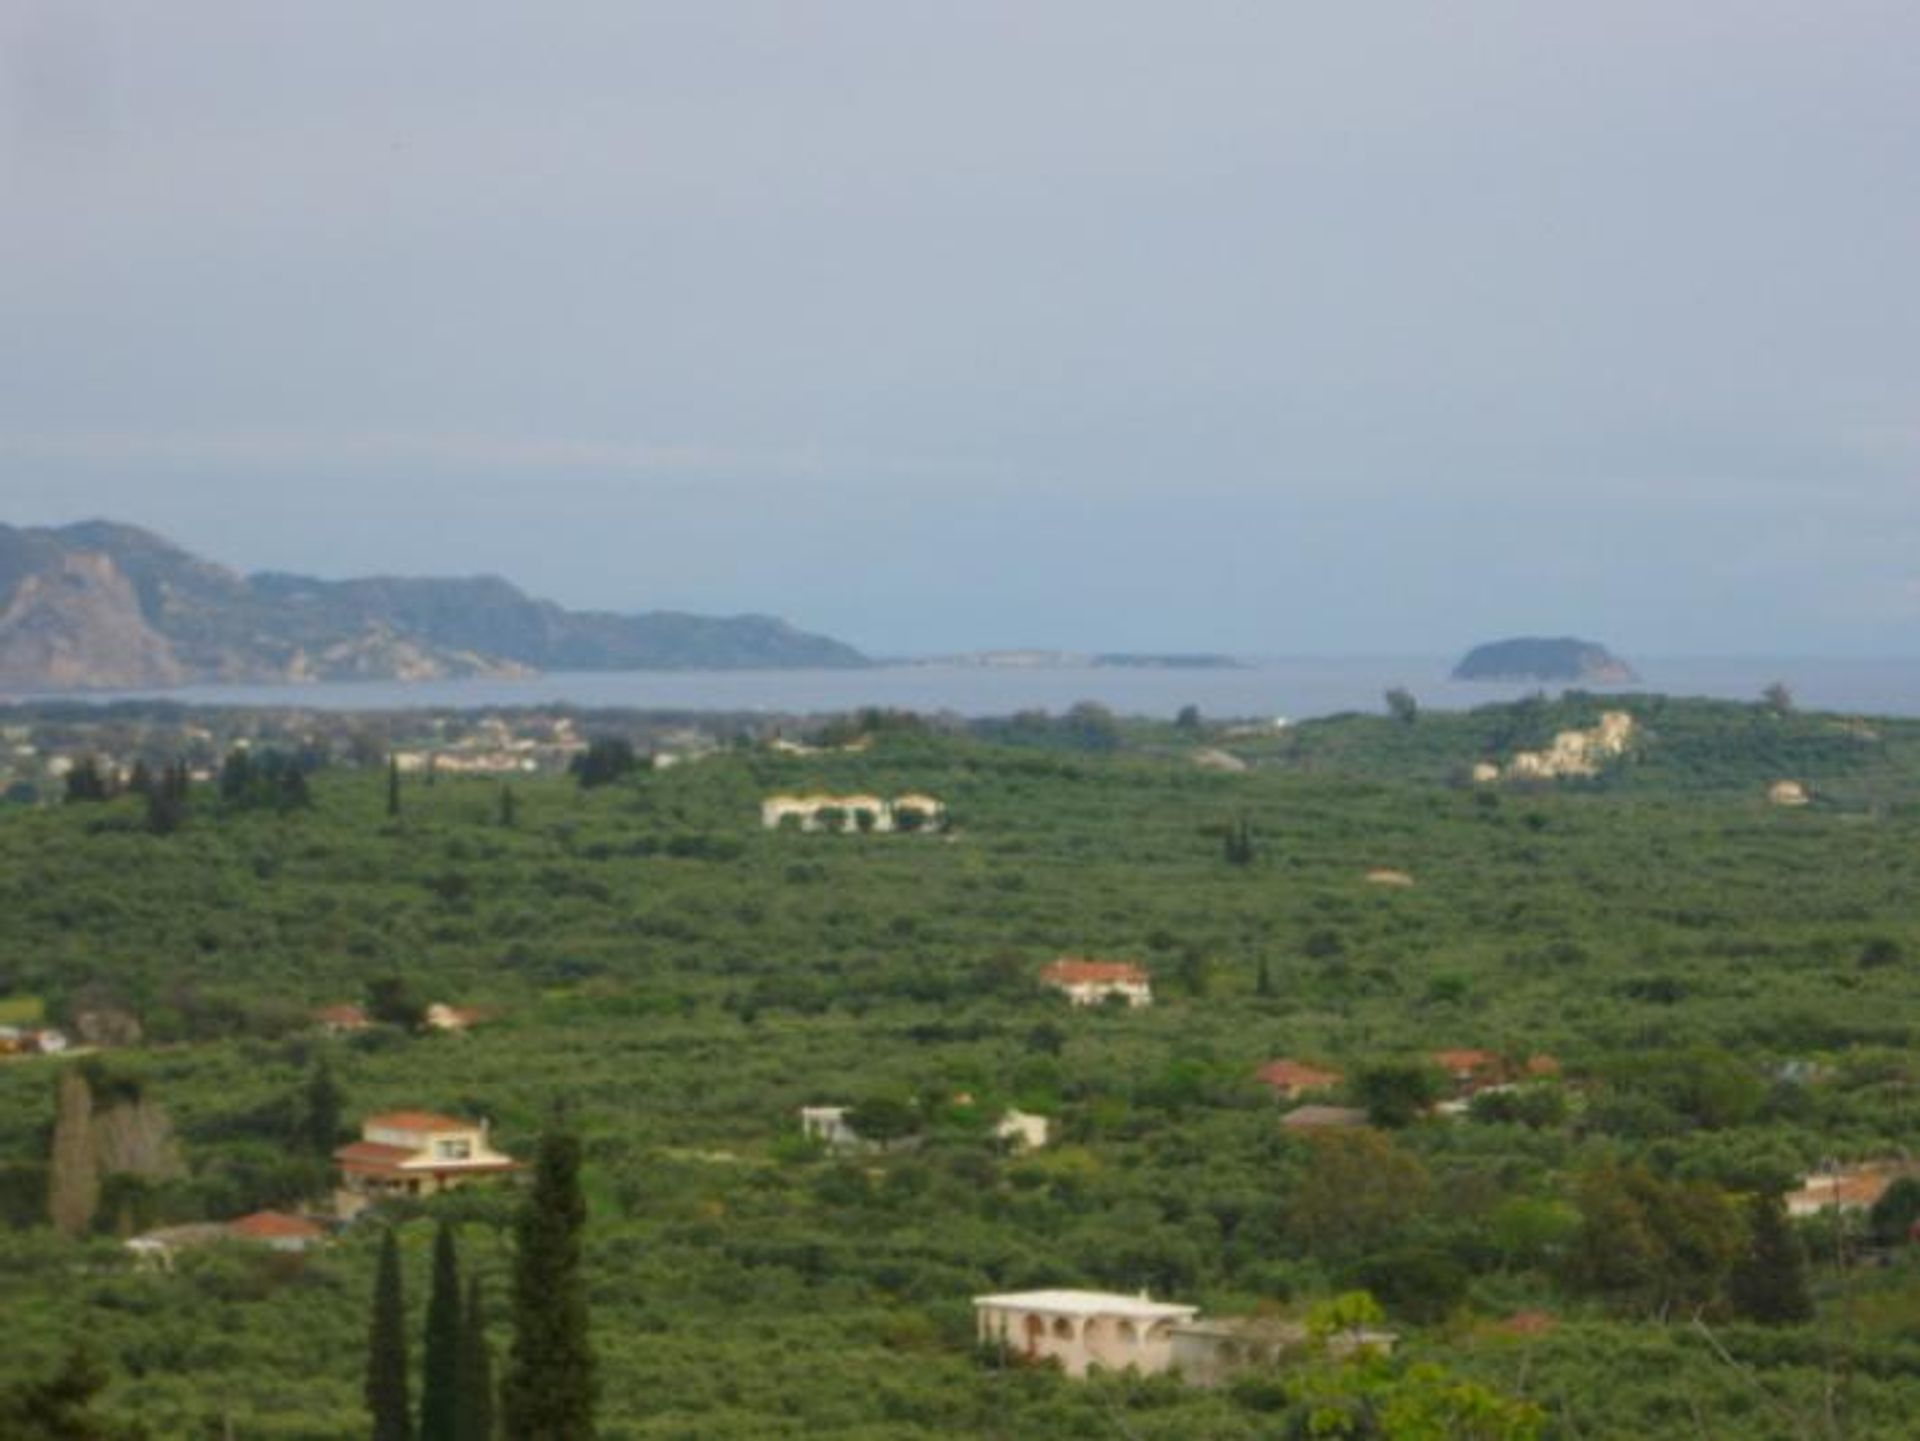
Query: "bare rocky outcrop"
1476 711 1636 783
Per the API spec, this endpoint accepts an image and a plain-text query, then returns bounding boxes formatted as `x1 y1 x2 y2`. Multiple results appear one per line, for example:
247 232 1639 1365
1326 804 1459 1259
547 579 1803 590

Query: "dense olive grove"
2 696 1920 1436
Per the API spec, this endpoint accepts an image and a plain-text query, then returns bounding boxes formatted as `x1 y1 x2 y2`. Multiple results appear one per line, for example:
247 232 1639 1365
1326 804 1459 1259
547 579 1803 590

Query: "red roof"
363 1111 474 1134
1255 1060 1343 1092
1499 1310 1557 1338
315 1004 369 1027
1041 959 1148 986
334 1140 417 1172
228 1211 326 1241
1432 1049 1499 1074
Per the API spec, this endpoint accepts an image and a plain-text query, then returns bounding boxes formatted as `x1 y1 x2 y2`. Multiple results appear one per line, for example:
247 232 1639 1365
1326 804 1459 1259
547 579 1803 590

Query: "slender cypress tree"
498 786 516 829
388 758 402 819
1729 1191 1814 1324
366 1228 411 1441
502 1125 594 1439
453 1277 496 1441
48 1069 98 1239
302 1058 344 1157
419 1224 463 1441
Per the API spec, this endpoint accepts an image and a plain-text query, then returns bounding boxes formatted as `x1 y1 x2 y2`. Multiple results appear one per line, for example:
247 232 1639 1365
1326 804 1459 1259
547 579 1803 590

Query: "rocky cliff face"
0 550 186 690
0 520 868 691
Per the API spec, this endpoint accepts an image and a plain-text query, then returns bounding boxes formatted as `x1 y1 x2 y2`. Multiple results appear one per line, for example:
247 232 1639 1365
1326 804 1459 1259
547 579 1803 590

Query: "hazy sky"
3 2 1916 655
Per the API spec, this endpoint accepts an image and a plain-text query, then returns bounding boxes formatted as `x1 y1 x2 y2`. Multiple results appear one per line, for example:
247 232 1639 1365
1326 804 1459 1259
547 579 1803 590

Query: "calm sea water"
30 656 1920 720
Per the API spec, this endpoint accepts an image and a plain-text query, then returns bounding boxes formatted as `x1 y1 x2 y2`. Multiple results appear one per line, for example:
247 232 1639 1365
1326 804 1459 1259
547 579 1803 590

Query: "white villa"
333 1111 518 1218
760 793 946 833
995 1109 1051 1151
799 1105 862 1151
1039 959 1153 1008
974 1290 1199 1377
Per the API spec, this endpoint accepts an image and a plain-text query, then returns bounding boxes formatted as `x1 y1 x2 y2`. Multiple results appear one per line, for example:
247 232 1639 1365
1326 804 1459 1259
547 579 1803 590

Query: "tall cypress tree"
454 1277 495 1441
302 1058 344 1157
502 1125 594 1439
419 1224 463 1441
47 1069 98 1239
388 758 402 819
1729 1191 1814 1324
366 1228 411 1441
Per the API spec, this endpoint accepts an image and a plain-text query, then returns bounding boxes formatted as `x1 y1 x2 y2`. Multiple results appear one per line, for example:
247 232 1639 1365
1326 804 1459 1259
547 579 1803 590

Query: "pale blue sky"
3 2 1916 655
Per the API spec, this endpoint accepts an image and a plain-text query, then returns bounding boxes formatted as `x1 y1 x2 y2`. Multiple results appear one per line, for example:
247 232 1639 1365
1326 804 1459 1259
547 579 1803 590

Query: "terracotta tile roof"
1787 1166 1909 1212
1255 1060 1343 1092
1041 959 1148 986
334 1140 417 1169
228 1211 326 1241
1499 1310 1557 1337
1432 1049 1499 1074
314 1004 369 1027
1522 1054 1561 1078
364 1111 474 1133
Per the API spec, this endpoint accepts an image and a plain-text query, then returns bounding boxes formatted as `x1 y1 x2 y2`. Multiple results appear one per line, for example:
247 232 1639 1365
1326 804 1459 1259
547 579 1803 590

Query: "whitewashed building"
974 1290 1200 1377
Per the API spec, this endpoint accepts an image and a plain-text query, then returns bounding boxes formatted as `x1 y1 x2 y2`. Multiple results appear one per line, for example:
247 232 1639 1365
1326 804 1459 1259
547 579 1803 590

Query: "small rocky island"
1451 636 1638 684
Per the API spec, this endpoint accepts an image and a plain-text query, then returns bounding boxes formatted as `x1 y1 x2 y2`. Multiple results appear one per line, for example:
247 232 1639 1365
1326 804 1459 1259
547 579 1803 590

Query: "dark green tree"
1354 1062 1441 1128
301 1058 344 1157
143 769 187 835
1870 1176 1920 1246
1728 1192 1813 1324
219 750 255 804
1385 686 1419 724
845 1096 918 1145
388 758 402 819
366 976 427 1032
63 758 111 804
1254 956 1275 998
420 1224 463 1441
570 738 638 790
1175 946 1212 998
0 1345 147 1440
497 785 516 829
503 1125 594 1440
1174 704 1202 732
1222 816 1254 866
366 1228 411 1441
453 1277 496 1441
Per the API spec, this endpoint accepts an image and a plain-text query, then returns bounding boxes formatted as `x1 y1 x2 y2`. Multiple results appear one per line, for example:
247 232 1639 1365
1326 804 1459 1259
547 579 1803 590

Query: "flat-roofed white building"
974 1290 1199 1377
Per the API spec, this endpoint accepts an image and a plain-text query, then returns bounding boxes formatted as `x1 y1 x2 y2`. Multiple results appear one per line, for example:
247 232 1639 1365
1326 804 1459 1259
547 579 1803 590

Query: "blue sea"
25 655 1920 720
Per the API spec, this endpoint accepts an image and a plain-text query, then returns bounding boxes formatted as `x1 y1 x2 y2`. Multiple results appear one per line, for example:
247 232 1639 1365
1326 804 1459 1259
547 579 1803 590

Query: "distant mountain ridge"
0 521 868 691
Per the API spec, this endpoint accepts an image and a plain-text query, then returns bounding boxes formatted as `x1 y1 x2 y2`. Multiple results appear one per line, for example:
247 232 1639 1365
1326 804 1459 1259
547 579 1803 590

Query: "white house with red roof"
333 1111 517 1218
1254 1059 1343 1100
1039 959 1152 1008
227 1211 329 1252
